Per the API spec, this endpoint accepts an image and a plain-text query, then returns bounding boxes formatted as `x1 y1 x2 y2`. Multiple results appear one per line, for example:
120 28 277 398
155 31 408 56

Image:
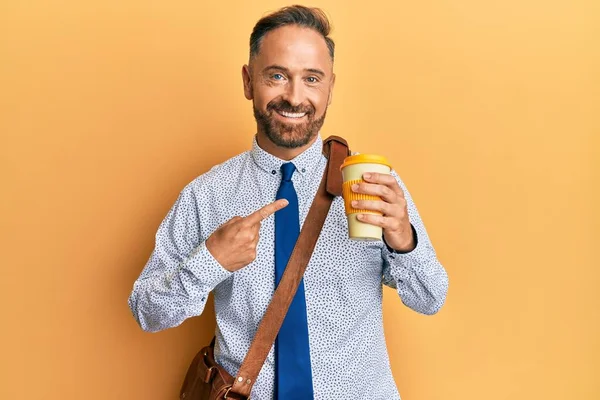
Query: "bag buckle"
204 366 216 384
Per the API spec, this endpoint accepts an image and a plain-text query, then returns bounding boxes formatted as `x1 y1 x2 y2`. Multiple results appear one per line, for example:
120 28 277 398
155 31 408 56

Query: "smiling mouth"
276 110 308 119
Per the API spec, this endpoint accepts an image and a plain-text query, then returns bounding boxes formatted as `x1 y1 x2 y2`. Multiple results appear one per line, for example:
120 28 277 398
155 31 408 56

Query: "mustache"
267 99 314 115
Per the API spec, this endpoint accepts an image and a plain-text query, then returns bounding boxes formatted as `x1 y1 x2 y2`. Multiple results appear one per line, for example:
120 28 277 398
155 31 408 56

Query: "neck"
256 131 318 161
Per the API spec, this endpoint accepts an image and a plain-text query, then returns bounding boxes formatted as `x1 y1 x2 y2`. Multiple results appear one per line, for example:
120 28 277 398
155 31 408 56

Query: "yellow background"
1 0 598 399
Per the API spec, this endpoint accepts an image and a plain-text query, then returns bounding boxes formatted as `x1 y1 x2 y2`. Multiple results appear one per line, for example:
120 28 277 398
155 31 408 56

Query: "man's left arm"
350 170 449 315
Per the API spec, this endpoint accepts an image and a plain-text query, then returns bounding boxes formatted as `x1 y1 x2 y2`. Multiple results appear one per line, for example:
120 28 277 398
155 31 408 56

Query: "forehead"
254 25 332 72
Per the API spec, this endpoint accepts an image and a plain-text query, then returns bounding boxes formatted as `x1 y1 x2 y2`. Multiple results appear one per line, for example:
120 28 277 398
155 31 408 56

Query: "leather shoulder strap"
323 135 351 197
229 136 349 397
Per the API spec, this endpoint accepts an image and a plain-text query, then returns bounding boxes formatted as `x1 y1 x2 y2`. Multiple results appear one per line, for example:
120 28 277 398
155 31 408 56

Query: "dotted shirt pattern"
128 135 449 400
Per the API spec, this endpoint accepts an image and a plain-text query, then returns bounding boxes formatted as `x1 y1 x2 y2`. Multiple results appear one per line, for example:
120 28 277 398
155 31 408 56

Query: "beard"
253 98 327 149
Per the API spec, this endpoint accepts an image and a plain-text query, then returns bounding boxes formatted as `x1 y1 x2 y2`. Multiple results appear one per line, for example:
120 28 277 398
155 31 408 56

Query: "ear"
242 65 253 100
327 73 336 105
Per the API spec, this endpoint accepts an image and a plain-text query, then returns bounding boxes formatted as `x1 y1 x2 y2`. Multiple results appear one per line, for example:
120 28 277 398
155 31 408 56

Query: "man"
128 5 448 399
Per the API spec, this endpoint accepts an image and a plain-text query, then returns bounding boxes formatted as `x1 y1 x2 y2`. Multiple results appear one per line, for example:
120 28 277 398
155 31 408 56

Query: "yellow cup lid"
340 154 392 170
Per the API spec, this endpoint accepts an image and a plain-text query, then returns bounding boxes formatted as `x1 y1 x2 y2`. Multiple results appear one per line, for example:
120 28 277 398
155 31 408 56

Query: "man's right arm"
127 183 232 333
128 181 288 333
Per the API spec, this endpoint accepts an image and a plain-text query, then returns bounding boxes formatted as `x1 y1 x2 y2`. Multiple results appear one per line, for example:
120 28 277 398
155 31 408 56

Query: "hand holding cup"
341 154 415 252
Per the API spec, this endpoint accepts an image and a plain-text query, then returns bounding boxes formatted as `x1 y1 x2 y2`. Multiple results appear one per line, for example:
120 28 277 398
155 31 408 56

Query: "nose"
282 78 304 107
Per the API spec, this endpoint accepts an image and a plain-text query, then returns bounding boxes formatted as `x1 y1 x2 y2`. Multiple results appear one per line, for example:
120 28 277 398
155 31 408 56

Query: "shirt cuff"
183 241 232 289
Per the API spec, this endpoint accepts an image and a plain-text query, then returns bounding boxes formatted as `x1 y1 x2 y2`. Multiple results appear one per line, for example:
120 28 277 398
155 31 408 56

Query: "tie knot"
280 162 296 182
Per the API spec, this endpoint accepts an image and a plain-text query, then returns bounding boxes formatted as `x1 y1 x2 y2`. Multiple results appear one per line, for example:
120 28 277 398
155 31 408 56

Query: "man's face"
243 25 335 149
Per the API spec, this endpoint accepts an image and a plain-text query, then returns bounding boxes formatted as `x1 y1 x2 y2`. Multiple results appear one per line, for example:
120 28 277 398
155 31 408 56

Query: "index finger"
245 199 289 225
363 172 405 197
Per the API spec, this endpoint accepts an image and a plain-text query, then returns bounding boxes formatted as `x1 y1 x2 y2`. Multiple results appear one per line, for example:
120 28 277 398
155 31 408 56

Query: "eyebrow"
263 65 326 78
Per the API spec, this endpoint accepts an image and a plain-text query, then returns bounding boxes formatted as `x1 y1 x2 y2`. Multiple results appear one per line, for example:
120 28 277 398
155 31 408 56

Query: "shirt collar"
250 134 324 180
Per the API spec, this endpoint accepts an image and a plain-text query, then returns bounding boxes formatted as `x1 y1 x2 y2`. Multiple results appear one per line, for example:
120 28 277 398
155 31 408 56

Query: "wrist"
384 224 417 254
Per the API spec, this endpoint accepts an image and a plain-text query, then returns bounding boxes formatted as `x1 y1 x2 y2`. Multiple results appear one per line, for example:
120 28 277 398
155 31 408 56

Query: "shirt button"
271 170 276 175
302 168 306 173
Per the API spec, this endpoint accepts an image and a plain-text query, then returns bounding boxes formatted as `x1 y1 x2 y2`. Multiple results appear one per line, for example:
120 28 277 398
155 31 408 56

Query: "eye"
306 76 319 83
272 73 285 80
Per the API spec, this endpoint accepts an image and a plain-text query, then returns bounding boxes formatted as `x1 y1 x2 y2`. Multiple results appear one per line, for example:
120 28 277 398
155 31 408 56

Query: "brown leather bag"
179 136 350 400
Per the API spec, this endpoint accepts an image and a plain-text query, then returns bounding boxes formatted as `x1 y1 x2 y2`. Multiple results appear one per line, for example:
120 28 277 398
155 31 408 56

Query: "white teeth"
279 111 306 118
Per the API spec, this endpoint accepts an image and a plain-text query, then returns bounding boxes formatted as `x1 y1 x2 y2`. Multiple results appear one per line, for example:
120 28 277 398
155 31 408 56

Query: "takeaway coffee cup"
340 154 392 240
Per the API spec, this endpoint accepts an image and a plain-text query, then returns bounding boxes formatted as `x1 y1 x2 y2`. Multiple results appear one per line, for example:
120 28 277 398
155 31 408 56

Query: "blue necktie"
274 162 314 399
